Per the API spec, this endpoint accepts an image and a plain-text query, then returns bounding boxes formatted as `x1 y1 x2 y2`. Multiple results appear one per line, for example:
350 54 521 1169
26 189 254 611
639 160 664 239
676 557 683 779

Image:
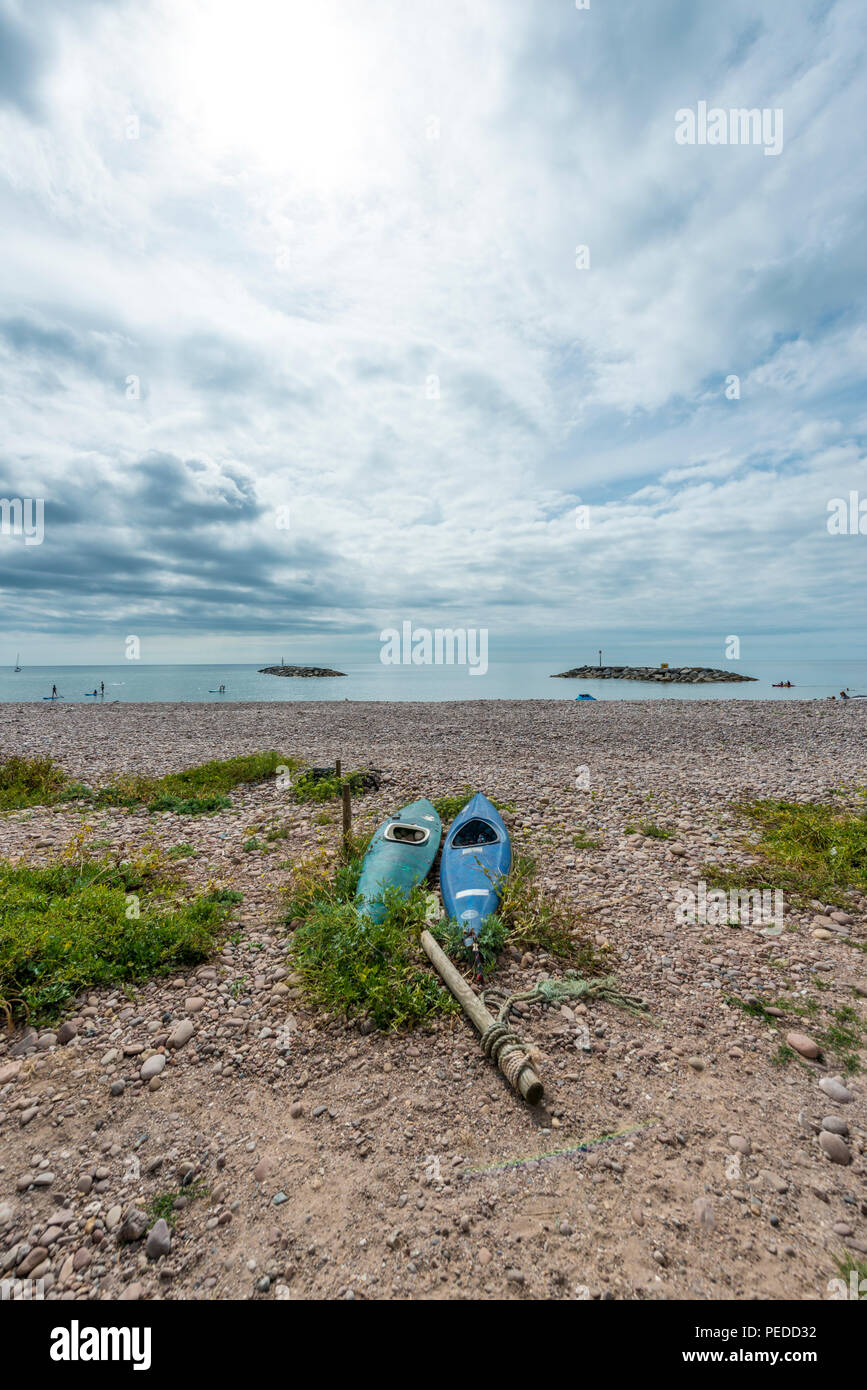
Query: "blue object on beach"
357 798 442 924
575 693 596 700
440 793 511 927
43 695 63 700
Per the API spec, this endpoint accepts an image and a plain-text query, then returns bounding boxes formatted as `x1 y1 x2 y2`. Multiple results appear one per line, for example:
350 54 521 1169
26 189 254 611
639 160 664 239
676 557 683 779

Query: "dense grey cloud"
0 0 864 661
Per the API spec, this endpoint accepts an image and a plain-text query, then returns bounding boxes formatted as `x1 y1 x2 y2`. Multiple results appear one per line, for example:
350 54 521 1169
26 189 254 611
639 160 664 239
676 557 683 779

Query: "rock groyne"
258 665 346 678
552 665 756 683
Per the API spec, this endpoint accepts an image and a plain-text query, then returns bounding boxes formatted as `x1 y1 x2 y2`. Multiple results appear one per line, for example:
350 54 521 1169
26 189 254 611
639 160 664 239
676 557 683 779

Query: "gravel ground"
0 698 865 1302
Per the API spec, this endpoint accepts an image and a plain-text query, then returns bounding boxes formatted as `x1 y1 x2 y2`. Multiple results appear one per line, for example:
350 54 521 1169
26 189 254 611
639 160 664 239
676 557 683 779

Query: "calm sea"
2 660 866 704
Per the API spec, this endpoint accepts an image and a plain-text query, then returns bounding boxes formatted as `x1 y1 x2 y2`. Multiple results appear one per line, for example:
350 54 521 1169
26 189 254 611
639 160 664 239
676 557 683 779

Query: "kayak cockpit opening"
452 819 499 848
384 822 431 845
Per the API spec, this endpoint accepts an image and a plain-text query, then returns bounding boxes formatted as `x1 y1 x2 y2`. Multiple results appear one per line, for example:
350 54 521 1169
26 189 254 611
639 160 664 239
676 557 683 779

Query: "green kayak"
357 798 442 922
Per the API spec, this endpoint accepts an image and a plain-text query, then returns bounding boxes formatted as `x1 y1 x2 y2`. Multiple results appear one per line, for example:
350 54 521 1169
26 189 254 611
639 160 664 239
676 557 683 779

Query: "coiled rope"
479 971 649 1087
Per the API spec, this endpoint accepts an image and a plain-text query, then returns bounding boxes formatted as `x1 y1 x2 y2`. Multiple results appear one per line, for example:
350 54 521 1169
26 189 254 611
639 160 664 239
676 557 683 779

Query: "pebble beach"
1 697 865 1301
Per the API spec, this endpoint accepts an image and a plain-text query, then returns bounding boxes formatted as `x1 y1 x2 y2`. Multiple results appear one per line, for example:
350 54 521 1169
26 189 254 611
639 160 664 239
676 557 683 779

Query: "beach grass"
286 852 454 1029
289 767 373 804
431 787 515 822
704 796 867 906
498 852 604 968
0 853 238 1025
0 751 298 816
0 756 88 811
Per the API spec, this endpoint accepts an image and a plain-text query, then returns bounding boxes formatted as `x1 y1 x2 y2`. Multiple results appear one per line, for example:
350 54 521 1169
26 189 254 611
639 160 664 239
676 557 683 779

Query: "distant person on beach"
840 690 849 700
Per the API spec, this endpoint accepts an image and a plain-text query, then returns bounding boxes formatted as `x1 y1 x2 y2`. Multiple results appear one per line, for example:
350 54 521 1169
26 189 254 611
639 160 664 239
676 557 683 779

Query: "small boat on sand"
356 798 442 923
440 793 511 929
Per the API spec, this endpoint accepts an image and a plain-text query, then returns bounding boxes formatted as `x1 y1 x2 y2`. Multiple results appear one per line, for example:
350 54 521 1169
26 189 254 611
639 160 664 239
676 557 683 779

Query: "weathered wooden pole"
342 782 351 851
335 758 341 778
420 930 544 1105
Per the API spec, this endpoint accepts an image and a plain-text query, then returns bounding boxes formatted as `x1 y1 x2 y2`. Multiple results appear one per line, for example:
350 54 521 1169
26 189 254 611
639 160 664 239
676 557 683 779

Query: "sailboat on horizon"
13 653 21 672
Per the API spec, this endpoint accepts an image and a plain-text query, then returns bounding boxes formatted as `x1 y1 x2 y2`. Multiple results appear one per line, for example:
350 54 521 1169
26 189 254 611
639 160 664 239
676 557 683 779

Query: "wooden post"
335 758 341 778
420 930 544 1105
342 782 351 851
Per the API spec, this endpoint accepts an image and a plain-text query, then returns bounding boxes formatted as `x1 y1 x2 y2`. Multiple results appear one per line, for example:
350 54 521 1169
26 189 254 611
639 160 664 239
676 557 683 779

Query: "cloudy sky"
0 0 864 664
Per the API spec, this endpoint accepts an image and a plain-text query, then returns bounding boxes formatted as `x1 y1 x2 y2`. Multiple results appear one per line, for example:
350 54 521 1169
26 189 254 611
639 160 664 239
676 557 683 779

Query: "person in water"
100 681 104 695
51 684 57 697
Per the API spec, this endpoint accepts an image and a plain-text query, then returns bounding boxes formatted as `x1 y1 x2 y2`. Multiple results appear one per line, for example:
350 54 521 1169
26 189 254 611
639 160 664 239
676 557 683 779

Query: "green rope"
481 970 649 1028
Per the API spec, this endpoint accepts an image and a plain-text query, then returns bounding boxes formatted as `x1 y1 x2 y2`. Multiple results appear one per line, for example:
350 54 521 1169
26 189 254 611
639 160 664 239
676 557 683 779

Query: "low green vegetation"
431 788 515 822
640 822 673 840
0 756 88 811
0 854 239 1025
287 847 454 1030
497 853 602 970
432 913 508 975
705 796 867 907
832 1250 867 1290
147 1181 209 1229
819 1005 864 1076
290 768 372 804
0 751 298 817
572 831 602 850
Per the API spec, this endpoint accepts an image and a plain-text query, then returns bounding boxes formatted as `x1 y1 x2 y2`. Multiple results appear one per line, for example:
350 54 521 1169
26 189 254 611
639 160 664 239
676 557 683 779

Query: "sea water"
1 659 865 704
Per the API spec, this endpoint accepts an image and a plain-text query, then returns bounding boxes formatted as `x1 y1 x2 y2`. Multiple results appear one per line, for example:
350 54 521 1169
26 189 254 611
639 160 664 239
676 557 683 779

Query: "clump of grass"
819 1005 864 1076
431 788 515 822
0 756 89 812
832 1250 867 1292
91 752 298 816
572 831 602 850
242 837 264 852
498 853 603 969
431 913 508 974
640 822 673 840
148 1180 209 1229
290 875 454 1030
771 1042 796 1068
0 855 236 1025
704 797 867 907
166 843 198 860
290 768 372 804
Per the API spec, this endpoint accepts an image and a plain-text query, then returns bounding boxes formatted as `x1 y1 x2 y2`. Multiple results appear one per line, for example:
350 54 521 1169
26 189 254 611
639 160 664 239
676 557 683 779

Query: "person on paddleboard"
51 684 57 697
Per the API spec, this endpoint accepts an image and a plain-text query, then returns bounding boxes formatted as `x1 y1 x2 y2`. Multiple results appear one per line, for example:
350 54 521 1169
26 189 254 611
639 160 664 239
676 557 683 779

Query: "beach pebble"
167 1020 195 1049
821 1117 849 1136
819 1077 855 1104
786 1032 820 1059
145 1219 172 1259
140 1054 166 1081
818 1132 851 1165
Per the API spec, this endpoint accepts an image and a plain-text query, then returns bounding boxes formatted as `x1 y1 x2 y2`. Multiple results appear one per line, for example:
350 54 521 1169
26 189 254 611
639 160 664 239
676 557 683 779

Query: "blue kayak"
440 793 511 930
356 798 442 923
575 693 596 701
